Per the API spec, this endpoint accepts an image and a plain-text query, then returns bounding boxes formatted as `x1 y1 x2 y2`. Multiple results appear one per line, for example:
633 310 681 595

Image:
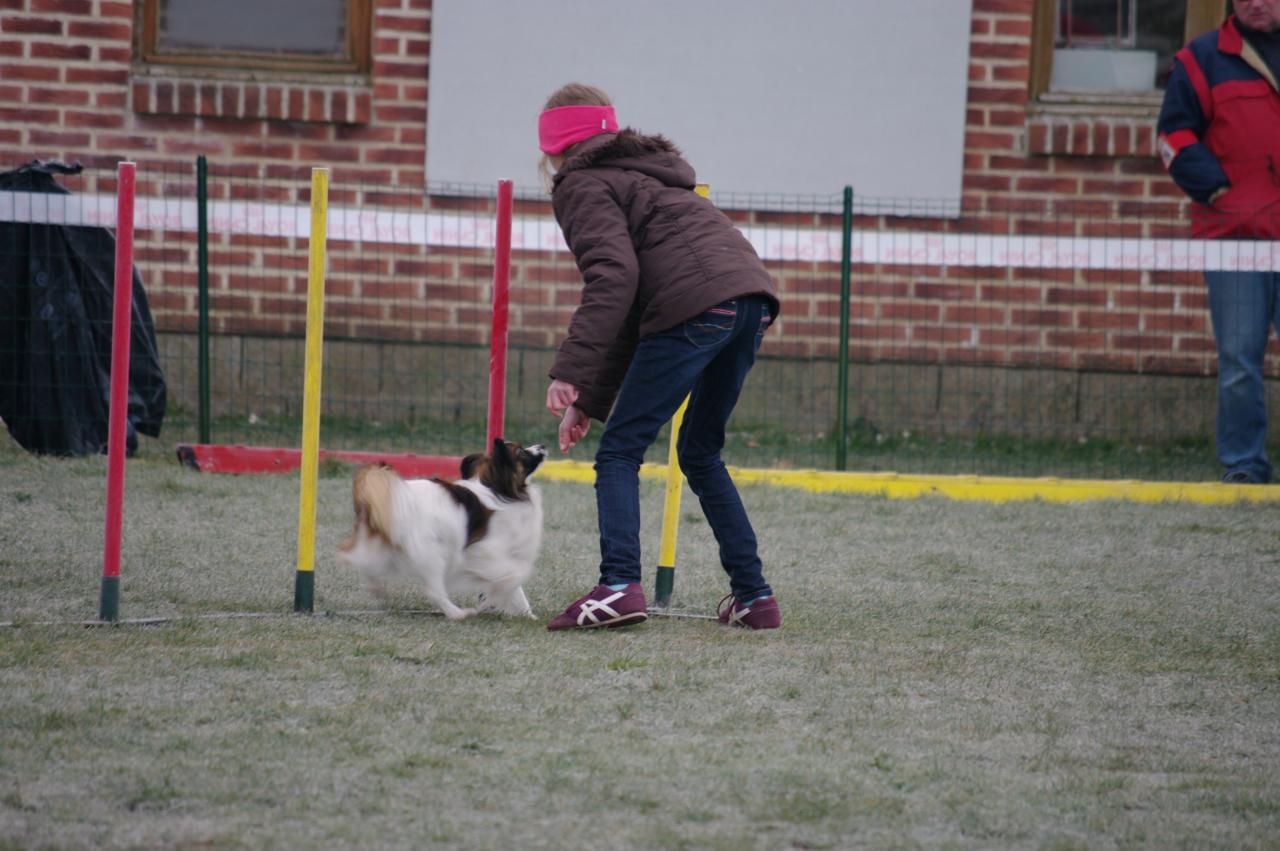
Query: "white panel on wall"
426 1 973 213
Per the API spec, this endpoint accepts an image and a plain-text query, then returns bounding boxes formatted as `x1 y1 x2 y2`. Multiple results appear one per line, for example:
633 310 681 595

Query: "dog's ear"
460 453 484 479
491 437 514 469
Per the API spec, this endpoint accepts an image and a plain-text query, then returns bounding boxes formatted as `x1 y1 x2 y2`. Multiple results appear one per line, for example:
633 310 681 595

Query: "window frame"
1029 0 1228 99
139 0 372 75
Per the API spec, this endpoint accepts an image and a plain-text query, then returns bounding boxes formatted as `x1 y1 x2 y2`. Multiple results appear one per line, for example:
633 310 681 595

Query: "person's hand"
546 379 578 417
559 405 590 453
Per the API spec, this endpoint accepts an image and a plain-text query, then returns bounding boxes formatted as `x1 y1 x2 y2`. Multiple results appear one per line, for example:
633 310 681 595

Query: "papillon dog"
338 438 546 620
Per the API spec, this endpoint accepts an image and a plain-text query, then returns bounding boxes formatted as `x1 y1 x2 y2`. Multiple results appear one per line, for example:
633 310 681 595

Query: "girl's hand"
559 405 590 453
546 379 579 416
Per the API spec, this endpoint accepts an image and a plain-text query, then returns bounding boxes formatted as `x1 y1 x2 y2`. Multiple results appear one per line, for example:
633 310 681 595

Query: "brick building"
0 0 1272 463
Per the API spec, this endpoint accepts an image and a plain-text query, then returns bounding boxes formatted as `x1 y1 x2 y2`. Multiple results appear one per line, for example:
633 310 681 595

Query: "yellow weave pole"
294 167 329 613
652 183 711 609
652 395 689 608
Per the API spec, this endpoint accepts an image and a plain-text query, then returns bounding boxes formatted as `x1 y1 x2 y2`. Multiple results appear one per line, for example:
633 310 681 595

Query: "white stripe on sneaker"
577 591 625 626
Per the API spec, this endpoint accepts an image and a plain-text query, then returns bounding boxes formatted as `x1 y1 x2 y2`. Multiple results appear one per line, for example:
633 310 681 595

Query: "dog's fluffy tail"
339 463 399 551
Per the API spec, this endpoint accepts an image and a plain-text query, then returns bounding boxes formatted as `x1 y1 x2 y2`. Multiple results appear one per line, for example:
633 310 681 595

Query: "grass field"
2 436 1279 849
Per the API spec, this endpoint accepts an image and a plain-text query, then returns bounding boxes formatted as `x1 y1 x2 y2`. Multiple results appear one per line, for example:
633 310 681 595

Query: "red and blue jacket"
1157 15 1280 239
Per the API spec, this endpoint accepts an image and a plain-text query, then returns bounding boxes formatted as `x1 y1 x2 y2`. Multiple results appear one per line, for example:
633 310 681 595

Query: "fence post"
196 155 210 444
836 186 854 471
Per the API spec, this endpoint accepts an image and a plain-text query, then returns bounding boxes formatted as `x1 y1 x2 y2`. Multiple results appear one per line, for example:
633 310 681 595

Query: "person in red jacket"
538 83 783 631
1157 0 1280 484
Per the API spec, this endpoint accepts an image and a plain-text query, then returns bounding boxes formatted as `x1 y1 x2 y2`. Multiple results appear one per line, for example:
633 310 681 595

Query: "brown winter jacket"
549 130 781 421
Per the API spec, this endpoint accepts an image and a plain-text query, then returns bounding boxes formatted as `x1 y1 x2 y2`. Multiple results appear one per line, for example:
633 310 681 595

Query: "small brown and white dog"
337 438 546 620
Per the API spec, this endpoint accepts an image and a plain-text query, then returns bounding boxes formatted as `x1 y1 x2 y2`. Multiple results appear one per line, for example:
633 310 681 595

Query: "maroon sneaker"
717 594 781 630
547 584 649 631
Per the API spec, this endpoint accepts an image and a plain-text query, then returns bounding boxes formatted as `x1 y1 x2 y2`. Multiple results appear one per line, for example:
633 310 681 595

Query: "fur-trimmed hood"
553 129 696 190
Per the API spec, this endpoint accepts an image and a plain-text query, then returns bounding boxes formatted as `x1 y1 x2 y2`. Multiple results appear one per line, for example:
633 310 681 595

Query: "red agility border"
176 443 464 479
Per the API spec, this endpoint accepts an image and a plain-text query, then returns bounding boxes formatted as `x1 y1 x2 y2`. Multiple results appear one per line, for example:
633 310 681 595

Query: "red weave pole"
486 179 513 448
99 161 136 621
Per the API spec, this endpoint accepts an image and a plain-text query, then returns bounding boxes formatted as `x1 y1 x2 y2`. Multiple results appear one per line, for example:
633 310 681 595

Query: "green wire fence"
2 156 1276 481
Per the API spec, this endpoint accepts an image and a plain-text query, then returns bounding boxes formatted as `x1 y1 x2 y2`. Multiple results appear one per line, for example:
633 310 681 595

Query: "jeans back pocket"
684 299 737 348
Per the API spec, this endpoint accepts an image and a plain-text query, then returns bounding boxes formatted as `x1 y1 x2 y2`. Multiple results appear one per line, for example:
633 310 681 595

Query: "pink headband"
538 105 619 155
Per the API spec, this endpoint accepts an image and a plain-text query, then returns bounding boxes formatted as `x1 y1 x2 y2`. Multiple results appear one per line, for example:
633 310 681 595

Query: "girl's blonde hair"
543 82 612 111
539 82 614 190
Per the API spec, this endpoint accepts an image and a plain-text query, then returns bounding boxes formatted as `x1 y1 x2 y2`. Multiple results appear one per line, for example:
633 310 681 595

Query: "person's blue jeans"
1205 269 1280 483
594 295 773 601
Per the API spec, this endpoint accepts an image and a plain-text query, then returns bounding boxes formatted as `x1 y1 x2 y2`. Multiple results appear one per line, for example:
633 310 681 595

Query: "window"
141 0 371 74
426 0 973 204
1031 0 1227 96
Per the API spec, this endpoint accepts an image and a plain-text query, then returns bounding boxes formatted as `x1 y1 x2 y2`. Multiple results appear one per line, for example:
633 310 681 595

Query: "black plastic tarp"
0 160 166 456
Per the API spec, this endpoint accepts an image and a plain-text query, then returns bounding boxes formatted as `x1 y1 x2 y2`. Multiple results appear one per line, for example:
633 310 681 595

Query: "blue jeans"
594 295 773 601
1205 269 1280 483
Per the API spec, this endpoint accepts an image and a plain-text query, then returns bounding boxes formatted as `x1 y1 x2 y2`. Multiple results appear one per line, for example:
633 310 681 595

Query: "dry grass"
1 437 1279 849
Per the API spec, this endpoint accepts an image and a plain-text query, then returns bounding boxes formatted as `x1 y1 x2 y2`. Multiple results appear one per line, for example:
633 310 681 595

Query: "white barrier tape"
738 227 1280 272
2 190 1278 272
0 190 568 252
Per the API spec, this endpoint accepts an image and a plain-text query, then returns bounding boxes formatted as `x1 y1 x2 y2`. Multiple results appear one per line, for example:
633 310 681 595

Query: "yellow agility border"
537 459 1280 506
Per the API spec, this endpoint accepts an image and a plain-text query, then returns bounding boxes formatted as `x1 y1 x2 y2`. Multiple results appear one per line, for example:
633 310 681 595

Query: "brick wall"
756 0 1243 376
0 0 452 347
965 0 1190 220
0 0 428 181
0 0 1272 381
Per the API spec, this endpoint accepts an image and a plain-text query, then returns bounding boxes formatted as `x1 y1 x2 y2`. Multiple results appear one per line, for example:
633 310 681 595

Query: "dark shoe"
547 584 649 631
717 594 781 630
1223 470 1261 484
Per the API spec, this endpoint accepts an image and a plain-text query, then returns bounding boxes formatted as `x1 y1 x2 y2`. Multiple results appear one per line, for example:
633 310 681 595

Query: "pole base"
98 575 120 622
294 570 314 614
653 565 675 609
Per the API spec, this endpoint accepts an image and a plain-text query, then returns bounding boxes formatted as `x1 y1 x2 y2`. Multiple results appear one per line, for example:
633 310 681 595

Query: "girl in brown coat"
540 83 782 631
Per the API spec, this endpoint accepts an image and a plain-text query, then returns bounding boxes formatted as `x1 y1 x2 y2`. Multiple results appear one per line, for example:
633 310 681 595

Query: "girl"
540 83 782 631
